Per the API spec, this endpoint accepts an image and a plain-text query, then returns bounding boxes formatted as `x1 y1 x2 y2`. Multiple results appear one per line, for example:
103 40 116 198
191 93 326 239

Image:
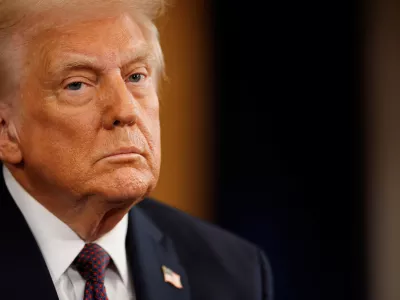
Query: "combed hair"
0 0 166 100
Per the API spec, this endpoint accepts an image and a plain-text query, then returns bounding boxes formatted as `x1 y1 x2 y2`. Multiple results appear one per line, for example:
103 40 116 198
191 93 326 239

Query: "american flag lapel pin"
162 265 183 289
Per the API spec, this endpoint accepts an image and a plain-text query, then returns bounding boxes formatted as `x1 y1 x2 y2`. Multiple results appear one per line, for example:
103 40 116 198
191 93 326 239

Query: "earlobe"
0 117 23 164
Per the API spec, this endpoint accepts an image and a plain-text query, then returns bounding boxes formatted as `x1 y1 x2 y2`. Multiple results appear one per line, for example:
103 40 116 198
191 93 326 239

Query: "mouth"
100 146 144 162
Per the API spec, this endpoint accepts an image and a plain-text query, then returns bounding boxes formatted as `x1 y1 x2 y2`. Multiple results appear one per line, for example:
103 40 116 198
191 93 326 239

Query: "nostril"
113 120 121 126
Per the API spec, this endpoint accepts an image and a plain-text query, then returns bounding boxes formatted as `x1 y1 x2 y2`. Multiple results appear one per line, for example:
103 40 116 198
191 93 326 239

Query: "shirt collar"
2 165 129 286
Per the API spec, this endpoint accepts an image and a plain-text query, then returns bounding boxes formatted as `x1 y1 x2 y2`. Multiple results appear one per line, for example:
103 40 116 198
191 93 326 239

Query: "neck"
5 163 134 242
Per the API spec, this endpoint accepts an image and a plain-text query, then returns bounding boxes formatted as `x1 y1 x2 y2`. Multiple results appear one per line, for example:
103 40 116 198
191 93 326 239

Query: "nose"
101 76 138 130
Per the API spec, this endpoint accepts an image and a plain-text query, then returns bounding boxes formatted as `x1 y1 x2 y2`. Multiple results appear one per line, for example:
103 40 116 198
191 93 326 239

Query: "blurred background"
148 0 400 300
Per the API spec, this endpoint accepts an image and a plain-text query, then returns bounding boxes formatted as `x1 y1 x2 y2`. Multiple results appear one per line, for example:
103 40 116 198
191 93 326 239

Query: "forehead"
25 13 149 72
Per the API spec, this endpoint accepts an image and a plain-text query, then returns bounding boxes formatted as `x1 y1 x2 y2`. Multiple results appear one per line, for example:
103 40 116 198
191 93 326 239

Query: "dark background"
212 1 366 300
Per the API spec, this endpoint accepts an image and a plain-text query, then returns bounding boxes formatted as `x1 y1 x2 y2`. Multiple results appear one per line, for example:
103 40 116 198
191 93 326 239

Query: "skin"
0 13 161 242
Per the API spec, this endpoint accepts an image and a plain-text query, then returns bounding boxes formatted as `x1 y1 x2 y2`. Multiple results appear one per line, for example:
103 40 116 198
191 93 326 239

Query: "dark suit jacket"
0 167 273 300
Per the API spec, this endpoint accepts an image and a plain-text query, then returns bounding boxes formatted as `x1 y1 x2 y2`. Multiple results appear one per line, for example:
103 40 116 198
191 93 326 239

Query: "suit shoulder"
137 198 274 299
137 197 265 265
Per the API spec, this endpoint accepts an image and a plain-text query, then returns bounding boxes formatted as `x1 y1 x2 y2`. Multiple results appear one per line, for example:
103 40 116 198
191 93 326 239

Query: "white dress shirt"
3 165 136 300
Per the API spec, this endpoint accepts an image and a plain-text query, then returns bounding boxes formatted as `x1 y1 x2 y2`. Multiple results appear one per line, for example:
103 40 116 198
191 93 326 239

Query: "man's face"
10 14 161 202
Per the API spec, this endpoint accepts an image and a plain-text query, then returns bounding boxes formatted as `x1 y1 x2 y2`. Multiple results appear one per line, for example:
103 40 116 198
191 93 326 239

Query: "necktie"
73 243 111 300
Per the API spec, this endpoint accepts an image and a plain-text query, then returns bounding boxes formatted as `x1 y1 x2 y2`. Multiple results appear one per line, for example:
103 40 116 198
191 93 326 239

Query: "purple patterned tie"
73 243 111 300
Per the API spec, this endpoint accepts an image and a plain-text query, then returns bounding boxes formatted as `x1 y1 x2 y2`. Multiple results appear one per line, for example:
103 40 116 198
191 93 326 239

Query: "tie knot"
73 243 111 283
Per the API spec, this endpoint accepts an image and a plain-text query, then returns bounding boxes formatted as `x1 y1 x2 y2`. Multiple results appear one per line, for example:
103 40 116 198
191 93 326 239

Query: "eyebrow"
48 43 155 76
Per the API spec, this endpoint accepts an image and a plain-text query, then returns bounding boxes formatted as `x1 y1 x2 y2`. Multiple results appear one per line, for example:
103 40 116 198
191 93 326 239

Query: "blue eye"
66 82 83 90
128 73 144 83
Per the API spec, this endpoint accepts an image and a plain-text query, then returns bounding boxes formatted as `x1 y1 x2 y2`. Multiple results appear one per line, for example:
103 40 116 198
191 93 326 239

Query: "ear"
0 105 23 164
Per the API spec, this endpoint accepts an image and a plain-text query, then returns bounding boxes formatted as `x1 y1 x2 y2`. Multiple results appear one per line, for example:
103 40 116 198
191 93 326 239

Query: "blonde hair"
0 0 166 99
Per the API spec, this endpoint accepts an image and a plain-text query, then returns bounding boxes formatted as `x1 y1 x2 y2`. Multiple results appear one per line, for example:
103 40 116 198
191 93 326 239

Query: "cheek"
18 103 98 166
143 101 160 150
139 102 161 171
151 124 161 164
144 92 160 132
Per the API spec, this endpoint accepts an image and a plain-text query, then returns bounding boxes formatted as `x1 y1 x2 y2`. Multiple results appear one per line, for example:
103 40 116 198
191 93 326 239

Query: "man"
0 1 273 299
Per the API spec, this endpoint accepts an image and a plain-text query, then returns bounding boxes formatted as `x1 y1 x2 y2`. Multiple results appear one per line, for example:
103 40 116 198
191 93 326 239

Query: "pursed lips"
101 146 144 161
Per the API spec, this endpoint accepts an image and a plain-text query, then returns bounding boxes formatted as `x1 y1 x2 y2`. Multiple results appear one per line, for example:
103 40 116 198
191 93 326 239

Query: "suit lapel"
126 204 191 300
0 165 58 300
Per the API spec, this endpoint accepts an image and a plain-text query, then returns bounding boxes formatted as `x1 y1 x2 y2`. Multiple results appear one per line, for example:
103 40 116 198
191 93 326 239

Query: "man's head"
0 0 165 230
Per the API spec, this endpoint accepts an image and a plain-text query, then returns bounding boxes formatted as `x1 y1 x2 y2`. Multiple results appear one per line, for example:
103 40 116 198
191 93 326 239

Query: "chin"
86 166 157 203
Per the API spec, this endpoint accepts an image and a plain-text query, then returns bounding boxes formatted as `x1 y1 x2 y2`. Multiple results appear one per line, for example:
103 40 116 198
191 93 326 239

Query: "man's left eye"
128 73 145 83
66 82 84 90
